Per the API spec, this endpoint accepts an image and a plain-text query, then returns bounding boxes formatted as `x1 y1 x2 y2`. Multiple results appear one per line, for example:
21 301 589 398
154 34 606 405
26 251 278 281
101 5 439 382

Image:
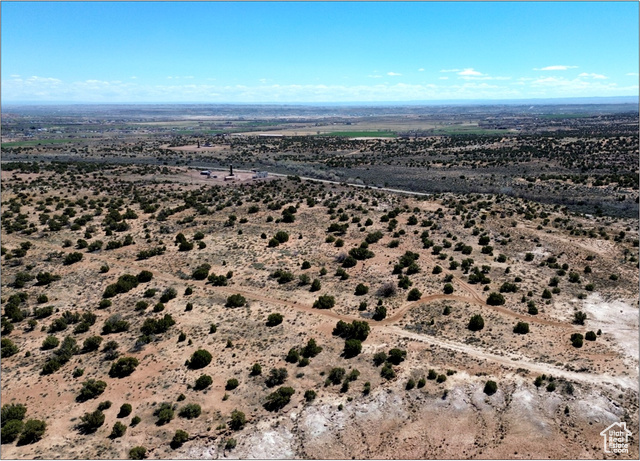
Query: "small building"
224 175 235 181
253 171 268 179
200 170 211 176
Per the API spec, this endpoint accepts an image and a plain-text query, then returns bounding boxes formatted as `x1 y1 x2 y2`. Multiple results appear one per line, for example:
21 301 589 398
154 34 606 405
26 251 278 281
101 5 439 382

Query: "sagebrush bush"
178 404 201 419
468 314 485 331
187 349 212 369
484 380 498 395
194 374 212 390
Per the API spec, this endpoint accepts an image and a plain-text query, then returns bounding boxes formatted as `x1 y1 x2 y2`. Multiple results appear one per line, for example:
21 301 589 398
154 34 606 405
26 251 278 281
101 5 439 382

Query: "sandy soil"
1 165 637 459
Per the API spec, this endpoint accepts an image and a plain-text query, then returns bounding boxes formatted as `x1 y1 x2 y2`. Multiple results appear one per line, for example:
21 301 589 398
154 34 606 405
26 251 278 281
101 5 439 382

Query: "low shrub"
118 403 132 418
76 379 107 402
407 288 422 301
483 380 498 395
171 430 189 449
468 314 485 331
153 403 174 425
194 374 212 390
110 421 127 438
79 410 105 434
109 357 139 378
387 348 406 365
228 410 246 430
312 295 335 310
264 387 295 412
486 292 505 306
187 349 212 369
17 419 46 445
265 368 288 388
570 333 584 348
178 404 201 419
266 313 283 327
129 446 146 459
225 294 246 308
513 322 530 334
343 339 362 358
41 335 60 351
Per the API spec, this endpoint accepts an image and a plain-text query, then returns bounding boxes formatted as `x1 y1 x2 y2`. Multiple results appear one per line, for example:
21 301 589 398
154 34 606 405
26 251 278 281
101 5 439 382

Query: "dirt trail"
63 242 573 330
386 326 638 392
389 240 569 327
207 283 572 330
23 236 570 330
521 223 618 258
14 236 611 386
378 293 572 328
381 294 482 324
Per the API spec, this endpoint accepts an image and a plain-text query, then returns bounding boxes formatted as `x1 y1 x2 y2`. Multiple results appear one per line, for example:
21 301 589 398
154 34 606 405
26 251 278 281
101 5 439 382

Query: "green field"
319 131 397 138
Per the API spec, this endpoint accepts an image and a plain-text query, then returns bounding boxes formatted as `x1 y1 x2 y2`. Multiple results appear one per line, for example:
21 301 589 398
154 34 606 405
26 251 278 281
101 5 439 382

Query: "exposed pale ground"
0 165 637 459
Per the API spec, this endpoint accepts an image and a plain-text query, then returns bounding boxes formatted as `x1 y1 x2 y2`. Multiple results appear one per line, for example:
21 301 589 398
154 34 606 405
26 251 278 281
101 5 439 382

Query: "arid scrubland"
1 158 637 459
3 106 638 219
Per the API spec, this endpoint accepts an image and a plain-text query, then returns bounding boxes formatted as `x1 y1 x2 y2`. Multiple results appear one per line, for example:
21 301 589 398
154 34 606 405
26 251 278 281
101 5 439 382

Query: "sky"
2 1 638 103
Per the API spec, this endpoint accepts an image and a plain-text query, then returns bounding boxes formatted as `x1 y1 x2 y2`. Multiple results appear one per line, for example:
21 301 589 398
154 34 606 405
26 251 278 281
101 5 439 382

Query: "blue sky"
2 1 638 103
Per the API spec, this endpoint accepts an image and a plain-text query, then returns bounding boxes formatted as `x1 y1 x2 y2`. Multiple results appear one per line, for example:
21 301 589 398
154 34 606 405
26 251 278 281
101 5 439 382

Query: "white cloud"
2 74 637 103
533 65 578 71
526 75 637 96
418 68 425 72
367 75 382 79
451 68 511 81
387 72 402 76
458 68 483 76
578 72 607 79
440 68 460 73
130 76 137 79
626 72 639 77
28 76 62 83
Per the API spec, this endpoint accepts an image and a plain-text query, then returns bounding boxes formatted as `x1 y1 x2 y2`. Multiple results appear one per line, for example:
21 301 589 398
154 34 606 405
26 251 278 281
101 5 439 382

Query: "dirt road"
16 235 628 394
386 325 638 392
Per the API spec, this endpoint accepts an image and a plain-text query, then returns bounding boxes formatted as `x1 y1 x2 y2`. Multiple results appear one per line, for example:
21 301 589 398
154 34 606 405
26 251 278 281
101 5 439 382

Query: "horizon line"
2 95 638 108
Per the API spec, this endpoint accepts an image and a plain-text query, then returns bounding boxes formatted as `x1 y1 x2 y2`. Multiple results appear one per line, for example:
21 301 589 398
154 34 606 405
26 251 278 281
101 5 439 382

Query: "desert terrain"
1 104 638 459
